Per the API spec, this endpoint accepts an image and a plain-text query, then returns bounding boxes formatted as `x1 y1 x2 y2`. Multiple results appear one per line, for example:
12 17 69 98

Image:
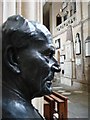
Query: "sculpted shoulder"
2 98 43 119
3 98 30 118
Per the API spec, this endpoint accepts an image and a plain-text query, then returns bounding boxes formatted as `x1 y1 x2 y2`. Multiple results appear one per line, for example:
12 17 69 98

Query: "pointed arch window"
56 13 62 26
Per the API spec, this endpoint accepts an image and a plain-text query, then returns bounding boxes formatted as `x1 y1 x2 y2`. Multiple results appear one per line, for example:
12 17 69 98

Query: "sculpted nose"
51 64 61 72
51 57 61 72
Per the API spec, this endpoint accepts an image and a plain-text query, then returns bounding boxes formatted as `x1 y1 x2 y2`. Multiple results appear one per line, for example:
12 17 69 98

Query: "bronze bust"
2 15 60 119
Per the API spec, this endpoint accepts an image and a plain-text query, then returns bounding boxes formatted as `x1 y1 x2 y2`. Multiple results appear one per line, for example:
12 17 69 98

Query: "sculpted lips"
46 81 52 88
44 73 54 88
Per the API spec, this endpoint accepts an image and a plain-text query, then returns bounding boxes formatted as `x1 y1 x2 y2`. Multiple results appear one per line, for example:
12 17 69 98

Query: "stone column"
3 0 16 22
36 0 40 23
76 0 82 23
16 0 21 15
87 2 90 92
49 3 53 33
21 1 37 21
52 3 55 35
0 1 3 24
88 2 90 35
21 1 43 23
37 0 43 24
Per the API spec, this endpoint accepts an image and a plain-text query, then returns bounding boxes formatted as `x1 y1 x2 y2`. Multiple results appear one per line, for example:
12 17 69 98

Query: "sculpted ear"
4 45 21 74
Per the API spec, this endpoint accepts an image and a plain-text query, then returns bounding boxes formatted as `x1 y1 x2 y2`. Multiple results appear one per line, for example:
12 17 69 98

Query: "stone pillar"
36 0 43 24
0 1 3 24
76 0 82 23
63 25 75 86
87 3 90 92
88 2 90 35
16 0 21 15
21 1 43 23
52 3 55 35
21 1 37 21
3 0 16 22
50 3 53 33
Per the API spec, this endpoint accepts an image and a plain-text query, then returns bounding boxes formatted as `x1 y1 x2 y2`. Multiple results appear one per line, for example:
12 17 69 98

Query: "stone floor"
52 84 89 119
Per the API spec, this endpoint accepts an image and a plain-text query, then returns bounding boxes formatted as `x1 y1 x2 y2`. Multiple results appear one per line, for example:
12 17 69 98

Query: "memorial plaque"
75 42 81 54
64 61 72 78
75 33 81 55
85 37 90 57
60 55 65 64
65 40 73 60
76 58 81 65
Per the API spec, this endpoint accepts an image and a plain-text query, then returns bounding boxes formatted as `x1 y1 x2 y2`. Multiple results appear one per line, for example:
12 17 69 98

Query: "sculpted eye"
43 52 54 64
41 52 51 63
43 52 53 59
41 47 55 61
43 50 54 57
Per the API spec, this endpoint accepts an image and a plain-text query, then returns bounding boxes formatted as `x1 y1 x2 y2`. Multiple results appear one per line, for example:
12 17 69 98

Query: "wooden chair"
52 91 68 118
44 91 68 120
44 95 55 120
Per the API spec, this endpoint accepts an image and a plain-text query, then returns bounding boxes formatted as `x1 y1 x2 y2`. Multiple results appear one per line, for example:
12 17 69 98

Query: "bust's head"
2 15 60 99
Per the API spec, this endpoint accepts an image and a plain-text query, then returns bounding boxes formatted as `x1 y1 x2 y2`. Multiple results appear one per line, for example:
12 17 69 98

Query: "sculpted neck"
2 77 34 102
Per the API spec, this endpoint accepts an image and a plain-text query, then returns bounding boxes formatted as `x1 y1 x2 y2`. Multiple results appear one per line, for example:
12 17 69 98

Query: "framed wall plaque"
55 39 61 49
75 33 81 55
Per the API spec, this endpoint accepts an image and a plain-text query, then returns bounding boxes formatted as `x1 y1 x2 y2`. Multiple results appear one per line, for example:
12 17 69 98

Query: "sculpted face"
18 40 51 96
2 15 60 99
17 26 59 97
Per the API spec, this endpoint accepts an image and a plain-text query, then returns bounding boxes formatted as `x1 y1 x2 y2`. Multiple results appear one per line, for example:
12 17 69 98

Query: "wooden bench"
44 91 68 120
50 94 65 119
52 91 68 118
44 95 55 120
44 100 50 120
